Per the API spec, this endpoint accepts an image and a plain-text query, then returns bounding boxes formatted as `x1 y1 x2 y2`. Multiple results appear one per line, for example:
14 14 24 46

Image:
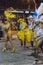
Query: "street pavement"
0 38 43 65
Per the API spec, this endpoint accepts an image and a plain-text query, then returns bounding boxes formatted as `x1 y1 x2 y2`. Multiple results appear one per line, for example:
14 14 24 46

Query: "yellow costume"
17 18 26 43
24 28 32 43
17 30 25 43
4 11 16 19
17 18 32 47
2 22 15 53
3 11 16 52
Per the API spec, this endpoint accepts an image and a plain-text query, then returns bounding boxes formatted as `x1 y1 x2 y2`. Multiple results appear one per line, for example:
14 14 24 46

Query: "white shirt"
35 27 43 37
37 3 43 16
39 15 43 23
28 24 33 30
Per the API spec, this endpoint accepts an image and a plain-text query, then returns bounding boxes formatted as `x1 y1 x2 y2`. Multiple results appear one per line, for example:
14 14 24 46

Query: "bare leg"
8 34 15 52
2 36 8 52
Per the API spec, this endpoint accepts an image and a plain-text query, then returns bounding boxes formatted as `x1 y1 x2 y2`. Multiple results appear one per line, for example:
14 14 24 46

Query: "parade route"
0 38 43 65
0 0 43 65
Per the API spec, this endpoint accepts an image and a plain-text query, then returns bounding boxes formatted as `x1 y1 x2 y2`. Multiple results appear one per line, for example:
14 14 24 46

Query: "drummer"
27 15 35 47
34 18 43 56
38 17 43 51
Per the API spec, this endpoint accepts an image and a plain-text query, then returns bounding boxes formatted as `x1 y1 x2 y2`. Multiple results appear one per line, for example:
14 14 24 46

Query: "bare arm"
33 0 37 11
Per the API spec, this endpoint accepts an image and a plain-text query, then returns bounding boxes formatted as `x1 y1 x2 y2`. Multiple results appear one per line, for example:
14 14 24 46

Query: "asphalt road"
0 38 43 65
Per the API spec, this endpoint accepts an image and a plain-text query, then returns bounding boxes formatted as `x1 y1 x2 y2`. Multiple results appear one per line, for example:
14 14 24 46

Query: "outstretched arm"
33 0 37 10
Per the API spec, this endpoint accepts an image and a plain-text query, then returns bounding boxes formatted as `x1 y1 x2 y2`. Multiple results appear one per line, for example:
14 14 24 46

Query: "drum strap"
35 34 43 40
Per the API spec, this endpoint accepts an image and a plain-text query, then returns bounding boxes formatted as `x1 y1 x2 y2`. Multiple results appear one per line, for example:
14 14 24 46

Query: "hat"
17 18 25 23
4 11 16 18
28 15 33 19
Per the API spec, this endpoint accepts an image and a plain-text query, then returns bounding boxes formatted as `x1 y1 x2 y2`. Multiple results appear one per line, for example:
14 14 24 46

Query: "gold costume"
2 21 15 53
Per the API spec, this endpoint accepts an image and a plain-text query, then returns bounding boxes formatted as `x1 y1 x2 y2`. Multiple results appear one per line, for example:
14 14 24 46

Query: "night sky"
0 0 16 8
0 0 43 9
0 0 27 9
